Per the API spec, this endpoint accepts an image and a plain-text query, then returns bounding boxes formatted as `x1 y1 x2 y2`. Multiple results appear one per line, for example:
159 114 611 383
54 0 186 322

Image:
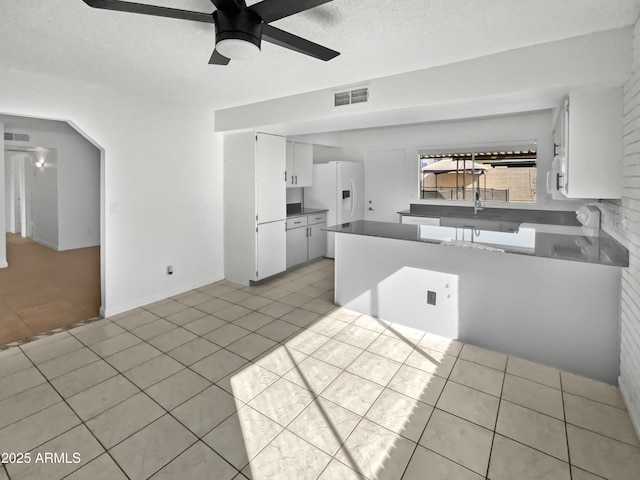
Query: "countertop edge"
286 208 329 219
326 220 629 268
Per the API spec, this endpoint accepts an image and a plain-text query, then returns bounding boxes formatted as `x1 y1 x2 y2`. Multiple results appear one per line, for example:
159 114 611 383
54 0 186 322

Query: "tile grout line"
17 319 243 479
560 371 574 480
9 261 633 479
63 319 251 478
16 344 133 480
9 309 632 475
398 349 461 480
282 325 391 479
484 355 509 479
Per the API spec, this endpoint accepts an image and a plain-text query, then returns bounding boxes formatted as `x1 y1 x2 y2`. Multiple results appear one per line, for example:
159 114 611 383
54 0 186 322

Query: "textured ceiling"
0 0 638 110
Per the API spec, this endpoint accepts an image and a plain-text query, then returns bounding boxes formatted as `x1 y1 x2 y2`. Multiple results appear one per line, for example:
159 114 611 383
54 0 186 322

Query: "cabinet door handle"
295 175 298 184
294 221 301 224
306 227 309 237
556 173 564 190
309 227 312 236
553 143 559 156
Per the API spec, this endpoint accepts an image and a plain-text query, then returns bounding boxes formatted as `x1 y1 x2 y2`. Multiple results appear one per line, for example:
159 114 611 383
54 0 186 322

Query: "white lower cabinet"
257 220 286 281
286 225 308 268
308 223 327 260
286 213 327 269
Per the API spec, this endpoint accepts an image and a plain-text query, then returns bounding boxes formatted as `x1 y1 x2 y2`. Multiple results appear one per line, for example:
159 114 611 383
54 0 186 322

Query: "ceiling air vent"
350 88 369 104
334 87 369 107
334 91 351 107
5 132 30 142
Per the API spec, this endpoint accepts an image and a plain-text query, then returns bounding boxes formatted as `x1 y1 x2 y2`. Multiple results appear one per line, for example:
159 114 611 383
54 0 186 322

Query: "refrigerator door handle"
350 179 356 219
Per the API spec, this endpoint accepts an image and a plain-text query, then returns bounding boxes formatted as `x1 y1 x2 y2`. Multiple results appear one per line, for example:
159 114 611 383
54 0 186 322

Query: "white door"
364 149 406 222
256 133 286 224
257 220 286 280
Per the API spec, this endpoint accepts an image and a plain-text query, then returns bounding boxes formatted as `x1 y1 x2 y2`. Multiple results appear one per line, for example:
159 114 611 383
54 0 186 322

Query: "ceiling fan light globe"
216 39 261 60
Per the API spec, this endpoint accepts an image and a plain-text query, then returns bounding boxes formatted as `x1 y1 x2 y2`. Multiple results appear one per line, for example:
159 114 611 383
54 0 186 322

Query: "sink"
440 217 521 233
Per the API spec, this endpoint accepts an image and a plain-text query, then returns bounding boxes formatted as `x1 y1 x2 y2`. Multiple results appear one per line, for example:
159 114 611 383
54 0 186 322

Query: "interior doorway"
1 115 102 345
364 148 406 222
5 147 58 246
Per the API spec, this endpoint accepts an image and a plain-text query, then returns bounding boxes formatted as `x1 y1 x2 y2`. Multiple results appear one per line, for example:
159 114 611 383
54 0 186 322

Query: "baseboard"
32 238 59 251
619 375 640 441
58 241 101 251
103 274 224 317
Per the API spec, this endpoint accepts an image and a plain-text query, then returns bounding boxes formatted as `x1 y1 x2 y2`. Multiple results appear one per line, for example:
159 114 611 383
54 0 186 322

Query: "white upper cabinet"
257 133 287 223
286 141 313 188
551 88 623 199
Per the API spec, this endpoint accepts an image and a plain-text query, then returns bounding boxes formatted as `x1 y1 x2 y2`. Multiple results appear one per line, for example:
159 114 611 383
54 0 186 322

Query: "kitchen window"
419 145 537 204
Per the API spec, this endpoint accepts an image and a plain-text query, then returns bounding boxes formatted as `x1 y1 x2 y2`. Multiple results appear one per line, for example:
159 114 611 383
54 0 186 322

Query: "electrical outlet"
427 291 436 305
614 211 622 229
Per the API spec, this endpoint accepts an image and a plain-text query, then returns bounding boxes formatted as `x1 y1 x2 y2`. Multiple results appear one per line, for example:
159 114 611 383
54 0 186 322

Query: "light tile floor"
1 259 639 480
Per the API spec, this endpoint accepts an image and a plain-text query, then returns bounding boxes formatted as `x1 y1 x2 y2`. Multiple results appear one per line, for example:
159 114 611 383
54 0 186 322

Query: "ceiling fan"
81 0 340 65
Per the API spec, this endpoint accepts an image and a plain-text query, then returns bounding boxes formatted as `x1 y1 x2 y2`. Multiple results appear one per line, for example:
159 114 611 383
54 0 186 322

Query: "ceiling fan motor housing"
213 9 263 50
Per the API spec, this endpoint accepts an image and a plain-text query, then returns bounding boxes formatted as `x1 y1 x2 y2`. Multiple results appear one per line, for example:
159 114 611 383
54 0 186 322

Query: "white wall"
293 111 583 212
4 152 21 234
0 122 6 268
215 28 632 134
3 118 101 250
0 67 223 316
336 233 622 384
599 16 640 438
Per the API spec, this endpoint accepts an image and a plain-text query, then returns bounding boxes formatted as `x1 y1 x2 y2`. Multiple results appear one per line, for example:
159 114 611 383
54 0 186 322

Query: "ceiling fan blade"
262 24 339 61
82 0 214 23
209 49 231 65
249 0 332 24
210 0 245 11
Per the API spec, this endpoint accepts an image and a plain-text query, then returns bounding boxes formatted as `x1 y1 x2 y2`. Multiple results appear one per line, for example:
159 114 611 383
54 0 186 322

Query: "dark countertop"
287 208 328 218
325 220 629 267
398 204 582 226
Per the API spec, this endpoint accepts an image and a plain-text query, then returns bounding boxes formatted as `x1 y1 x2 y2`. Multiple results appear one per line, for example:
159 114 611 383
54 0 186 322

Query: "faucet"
470 151 484 216
474 188 484 215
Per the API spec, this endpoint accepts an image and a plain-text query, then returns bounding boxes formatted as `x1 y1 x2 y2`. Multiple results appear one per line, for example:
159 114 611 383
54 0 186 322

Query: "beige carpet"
0 233 100 345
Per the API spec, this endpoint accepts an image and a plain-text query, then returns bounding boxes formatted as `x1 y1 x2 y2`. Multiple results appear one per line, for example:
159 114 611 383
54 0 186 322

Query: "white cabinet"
286 212 327 269
286 223 308 268
224 131 287 285
286 141 313 188
257 133 287 223
258 220 287 280
550 88 623 199
308 222 327 260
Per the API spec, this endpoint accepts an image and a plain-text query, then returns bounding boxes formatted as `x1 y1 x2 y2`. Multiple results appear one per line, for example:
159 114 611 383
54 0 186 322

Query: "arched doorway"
1 114 104 345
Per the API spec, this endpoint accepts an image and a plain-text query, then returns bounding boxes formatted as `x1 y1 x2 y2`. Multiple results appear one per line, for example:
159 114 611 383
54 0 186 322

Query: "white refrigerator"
304 161 365 258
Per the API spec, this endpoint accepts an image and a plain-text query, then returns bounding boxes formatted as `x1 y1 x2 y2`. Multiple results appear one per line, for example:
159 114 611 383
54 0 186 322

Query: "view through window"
419 146 537 203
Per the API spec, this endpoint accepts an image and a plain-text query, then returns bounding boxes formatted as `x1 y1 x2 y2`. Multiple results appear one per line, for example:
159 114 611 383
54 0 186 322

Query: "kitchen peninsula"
327 217 628 384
